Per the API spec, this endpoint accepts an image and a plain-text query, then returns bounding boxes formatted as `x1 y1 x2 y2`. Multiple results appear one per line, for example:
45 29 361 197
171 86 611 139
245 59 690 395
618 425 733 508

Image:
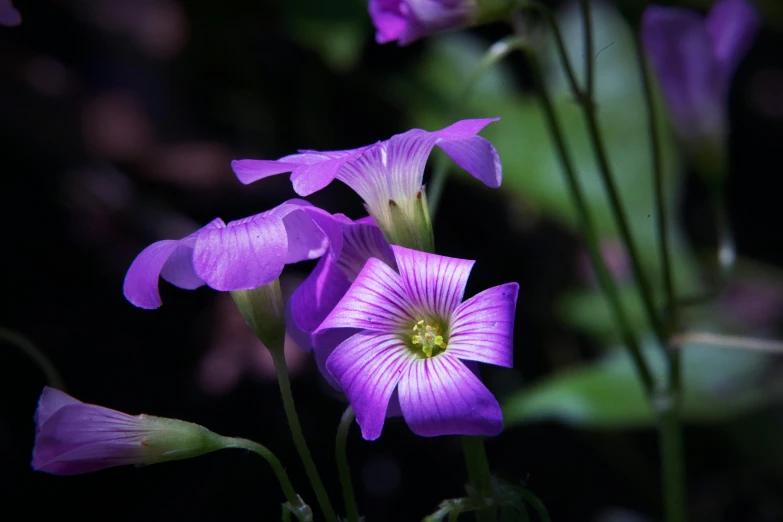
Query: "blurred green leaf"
503 340 778 429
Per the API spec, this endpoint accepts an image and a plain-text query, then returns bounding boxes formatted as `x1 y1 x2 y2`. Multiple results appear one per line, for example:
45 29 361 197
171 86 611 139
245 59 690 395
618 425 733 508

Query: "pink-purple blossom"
315 245 518 440
32 387 222 475
642 0 759 145
123 199 339 309
369 0 476 46
0 0 21 27
231 119 502 250
287 214 396 388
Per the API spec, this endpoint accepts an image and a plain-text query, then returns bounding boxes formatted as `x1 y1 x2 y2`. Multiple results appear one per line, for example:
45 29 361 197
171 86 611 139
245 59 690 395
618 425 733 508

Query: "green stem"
525 49 655 394
461 436 494 522
221 437 312 521
428 35 525 219
271 350 338 522
336 406 359 522
0 327 65 391
657 397 686 522
712 184 736 282
575 1 668 347
578 0 594 98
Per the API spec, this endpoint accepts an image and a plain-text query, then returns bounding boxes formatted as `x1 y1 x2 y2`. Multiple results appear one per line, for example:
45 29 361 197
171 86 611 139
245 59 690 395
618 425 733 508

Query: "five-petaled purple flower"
123 199 338 309
369 0 477 46
232 119 502 252
642 0 759 147
287 214 396 388
315 245 518 440
32 387 222 475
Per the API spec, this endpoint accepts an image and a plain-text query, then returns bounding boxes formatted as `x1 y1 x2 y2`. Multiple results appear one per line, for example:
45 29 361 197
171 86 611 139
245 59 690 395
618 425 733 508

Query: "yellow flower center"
411 319 447 358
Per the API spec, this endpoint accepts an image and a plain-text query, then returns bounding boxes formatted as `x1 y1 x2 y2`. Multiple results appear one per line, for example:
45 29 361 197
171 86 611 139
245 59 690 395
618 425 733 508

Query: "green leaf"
503 340 777 429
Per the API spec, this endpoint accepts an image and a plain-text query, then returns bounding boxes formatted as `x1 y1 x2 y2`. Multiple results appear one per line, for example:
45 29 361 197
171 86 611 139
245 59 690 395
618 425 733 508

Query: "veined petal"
231 159 303 185
316 258 414 332
386 129 440 203
193 214 287 291
336 143 392 213
123 239 183 309
287 255 352 353
326 331 414 440
159 218 224 290
447 283 518 368
276 206 330 264
391 245 474 319
313 327 358 390
706 0 759 89
436 135 502 189
34 387 81 428
337 218 396 281
398 354 502 437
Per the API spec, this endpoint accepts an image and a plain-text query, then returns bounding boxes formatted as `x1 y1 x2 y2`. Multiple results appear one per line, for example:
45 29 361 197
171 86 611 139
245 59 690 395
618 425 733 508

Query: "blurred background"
2 0 783 520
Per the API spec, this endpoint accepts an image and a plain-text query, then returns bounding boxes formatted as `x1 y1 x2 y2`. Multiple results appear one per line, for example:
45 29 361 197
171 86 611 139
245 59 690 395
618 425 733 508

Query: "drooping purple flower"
642 0 759 147
123 199 339 309
32 387 224 475
232 119 502 252
369 0 476 46
315 245 518 440
0 0 21 27
287 214 396 388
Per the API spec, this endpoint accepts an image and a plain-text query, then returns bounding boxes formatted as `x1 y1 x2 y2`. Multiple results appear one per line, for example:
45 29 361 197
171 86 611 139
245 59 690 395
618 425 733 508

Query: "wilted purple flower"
369 0 476 46
232 119 502 252
287 214 396 388
123 199 338 309
642 0 759 150
32 387 223 475
315 245 518 440
0 0 21 27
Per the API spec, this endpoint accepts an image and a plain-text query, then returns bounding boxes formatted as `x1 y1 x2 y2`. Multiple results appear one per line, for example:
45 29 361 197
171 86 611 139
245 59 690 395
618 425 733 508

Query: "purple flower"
232 119 502 252
287 214 396 388
0 0 21 27
369 0 476 46
32 387 223 475
315 245 518 440
642 0 759 146
123 199 339 309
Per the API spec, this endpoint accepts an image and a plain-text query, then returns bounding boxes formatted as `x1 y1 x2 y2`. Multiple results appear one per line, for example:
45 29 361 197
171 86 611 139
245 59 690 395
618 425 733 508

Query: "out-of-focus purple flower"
315 245 518 440
232 119 502 251
287 214 396 388
642 0 759 150
0 0 21 27
369 0 476 46
32 387 223 475
123 199 338 309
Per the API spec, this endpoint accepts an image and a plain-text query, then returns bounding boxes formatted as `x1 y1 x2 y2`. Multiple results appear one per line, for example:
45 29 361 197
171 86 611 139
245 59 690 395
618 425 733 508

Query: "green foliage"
503 340 778 428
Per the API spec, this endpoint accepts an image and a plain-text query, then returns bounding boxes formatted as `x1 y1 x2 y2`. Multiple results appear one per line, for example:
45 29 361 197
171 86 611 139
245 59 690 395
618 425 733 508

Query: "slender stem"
512 487 551 522
221 436 310 520
336 406 359 522
271 350 338 522
461 436 494 522
525 49 655 394
578 0 594 98
428 35 525 219
657 400 686 522
0 327 65 391
712 184 736 282
573 2 667 347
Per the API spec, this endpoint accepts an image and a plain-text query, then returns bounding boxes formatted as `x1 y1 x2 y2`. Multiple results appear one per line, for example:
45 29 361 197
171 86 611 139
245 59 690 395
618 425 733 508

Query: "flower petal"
706 0 759 87
316 257 413 332
391 245 475 320
287 255 352 353
159 218 224 290
436 135 502 189
336 218 396 281
275 206 330 264
193 214 287 291
398 355 502 437
34 387 81 429
123 239 182 309
642 6 721 137
326 331 414 440
447 283 518 368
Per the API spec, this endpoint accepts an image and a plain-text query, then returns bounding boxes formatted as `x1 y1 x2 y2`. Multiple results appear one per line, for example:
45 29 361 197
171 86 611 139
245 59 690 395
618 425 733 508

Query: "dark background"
2 0 783 521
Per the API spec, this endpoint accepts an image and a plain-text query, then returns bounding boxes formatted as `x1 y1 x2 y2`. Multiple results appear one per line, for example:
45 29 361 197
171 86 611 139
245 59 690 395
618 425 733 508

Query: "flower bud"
32 387 225 475
231 279 287 354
